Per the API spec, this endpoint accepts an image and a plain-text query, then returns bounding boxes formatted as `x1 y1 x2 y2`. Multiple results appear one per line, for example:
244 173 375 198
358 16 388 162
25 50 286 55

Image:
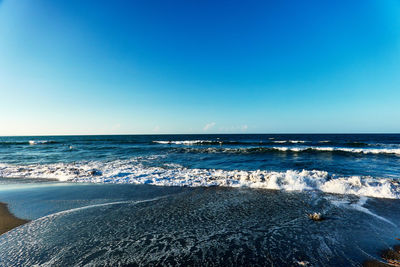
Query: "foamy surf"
28 140 54 145
0 160 398 199
273 140 308 144
172 146 400 156
211 146 400 155
271 146 400 155
35 196 169 222
153 140 221 145
153 140 309 145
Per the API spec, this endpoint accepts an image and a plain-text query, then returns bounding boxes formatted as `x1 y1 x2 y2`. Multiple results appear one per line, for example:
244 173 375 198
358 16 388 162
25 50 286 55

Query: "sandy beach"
0 202 29 235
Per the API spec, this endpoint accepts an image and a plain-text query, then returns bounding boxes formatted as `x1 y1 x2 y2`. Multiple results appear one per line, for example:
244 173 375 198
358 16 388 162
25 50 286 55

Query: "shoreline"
0 202 29 235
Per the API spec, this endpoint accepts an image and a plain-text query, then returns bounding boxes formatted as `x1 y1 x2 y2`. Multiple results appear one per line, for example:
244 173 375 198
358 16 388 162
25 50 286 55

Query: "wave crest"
0 160 398 199
29 140 56 145
271 146 400 155
175 146 400 156
153 140 221 145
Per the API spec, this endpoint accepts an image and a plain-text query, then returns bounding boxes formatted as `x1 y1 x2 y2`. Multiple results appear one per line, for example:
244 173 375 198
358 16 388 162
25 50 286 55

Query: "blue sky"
0 0 399 135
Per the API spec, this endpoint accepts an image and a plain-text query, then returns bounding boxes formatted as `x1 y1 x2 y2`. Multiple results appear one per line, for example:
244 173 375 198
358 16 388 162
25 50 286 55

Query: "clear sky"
0 0 399 135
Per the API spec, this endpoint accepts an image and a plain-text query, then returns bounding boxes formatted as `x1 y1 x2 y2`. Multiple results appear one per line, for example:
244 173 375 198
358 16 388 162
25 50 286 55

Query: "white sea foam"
169 145 400 156
329 196 396 226
273 140 307 144
152 141 400 156
0 160 399 199
37 196 168 221
29 140 52 145
271 146 400 155
153 140 218 145
349 197 396 226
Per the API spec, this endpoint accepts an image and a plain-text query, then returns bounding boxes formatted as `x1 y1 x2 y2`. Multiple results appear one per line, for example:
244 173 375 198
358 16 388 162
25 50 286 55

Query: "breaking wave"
153 140 221 145
270 146 400 155
0 159 399 199
153 140 311 146
28 140 56 145
151 140 400 155
153 140 266 146
153 140 314 146
273 140 308 144
0 140 59 146
173 146 400 156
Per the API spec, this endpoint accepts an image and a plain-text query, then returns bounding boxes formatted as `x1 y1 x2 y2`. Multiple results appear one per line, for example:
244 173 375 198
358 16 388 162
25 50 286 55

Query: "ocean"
0 134 399 198
0 134 399 265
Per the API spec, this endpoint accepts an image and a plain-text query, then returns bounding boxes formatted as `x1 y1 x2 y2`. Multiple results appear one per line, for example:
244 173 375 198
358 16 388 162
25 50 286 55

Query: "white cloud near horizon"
203 122 216 131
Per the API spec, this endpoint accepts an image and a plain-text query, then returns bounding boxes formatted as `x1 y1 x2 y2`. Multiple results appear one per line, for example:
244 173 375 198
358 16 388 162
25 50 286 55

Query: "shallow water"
0 182 399 266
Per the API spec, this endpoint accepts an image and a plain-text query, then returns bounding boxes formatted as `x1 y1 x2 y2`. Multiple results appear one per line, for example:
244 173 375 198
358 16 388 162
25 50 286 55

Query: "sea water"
0 134 399 198
0 134 399 265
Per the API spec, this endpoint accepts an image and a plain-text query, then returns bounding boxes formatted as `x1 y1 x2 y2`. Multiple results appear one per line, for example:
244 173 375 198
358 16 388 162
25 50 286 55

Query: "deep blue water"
1 134 400 184
1 134 400 174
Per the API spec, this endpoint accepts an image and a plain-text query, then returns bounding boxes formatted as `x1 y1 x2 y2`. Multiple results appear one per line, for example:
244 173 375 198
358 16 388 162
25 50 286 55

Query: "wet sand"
0 202 29 235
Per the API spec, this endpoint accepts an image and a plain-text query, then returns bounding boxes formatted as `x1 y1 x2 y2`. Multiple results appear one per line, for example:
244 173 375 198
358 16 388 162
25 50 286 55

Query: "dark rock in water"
364 241 400 267
89 169 102 176
307 212 324 221
363 260 391 267
296 260 310 266
381 249 400 266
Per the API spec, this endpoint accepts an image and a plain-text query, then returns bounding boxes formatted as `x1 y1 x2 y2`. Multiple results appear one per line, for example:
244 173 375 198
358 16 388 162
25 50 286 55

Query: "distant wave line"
171 146 400 156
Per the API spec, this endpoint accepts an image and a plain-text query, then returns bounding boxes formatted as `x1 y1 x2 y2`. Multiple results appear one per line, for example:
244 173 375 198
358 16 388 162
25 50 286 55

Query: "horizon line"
1 132 400 137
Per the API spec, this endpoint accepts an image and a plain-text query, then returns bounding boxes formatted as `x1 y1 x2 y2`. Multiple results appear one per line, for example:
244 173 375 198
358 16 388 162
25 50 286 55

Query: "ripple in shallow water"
0 188 399 266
